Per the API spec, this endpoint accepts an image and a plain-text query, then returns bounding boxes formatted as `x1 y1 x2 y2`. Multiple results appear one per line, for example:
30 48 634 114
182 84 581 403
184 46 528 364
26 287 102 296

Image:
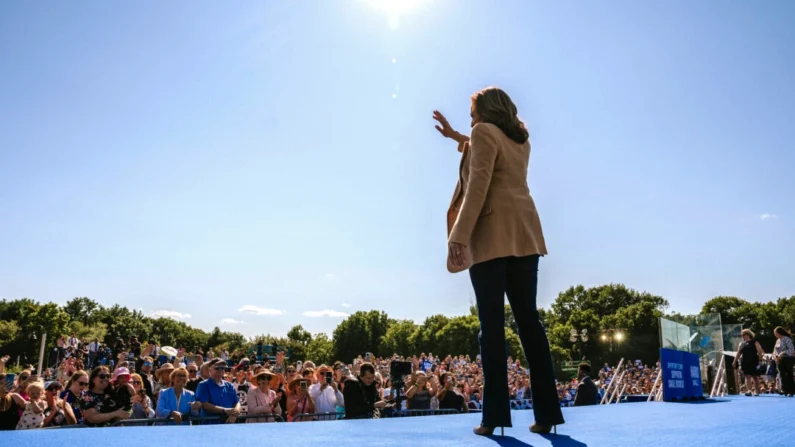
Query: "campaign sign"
660 348 686 401
660 348 704 401
684 352 704 398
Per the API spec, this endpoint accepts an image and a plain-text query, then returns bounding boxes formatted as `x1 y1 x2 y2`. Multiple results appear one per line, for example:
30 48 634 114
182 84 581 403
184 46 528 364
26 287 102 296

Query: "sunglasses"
77 381 89 387
188 370 197 373
98 374 110 380
143 362 153 367
131 380 142 385
213 366 226 371
19 376 30 381
286 370 296 373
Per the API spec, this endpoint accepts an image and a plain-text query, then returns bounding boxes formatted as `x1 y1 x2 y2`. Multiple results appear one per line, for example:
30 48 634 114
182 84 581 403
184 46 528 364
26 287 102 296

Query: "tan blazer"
447 123 547 272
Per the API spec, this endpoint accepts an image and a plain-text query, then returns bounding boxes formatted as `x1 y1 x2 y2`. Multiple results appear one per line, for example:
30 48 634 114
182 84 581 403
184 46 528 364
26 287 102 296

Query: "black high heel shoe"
474 425 505 436
530 423 557 435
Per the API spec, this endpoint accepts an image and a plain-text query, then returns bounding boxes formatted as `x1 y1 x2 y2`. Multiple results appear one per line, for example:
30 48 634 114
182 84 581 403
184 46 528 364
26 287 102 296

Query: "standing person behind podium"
573 363 599 406
195 358 241 424
733 329 765 396
434 87 564 436
773 327 795 397
342 363 387 419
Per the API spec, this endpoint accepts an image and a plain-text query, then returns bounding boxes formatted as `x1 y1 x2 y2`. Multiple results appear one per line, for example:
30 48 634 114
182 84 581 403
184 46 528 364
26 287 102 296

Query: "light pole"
569 328 589 360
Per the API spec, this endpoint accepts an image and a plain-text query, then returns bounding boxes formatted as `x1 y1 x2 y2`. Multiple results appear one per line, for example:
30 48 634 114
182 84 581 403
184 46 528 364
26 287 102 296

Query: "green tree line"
1 285 793 368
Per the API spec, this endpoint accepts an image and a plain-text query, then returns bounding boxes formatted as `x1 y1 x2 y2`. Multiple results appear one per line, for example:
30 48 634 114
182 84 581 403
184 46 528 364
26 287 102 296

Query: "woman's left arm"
755 342 765 360
63 399 77 425
449 123 499 246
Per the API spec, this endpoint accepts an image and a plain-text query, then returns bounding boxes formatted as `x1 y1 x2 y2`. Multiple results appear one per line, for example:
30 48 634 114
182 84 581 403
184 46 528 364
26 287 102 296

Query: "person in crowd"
87 339 100 369
56 336 67 363
80 366 130 427
284 365 299 385
247 371 282 423
434 87 564 436
573 363 599 407
16 381 47 430
135 356 156 399
301 367 316 385
773 326 795 397
196 358 241 424
308 365 344 419
232 362 251 415
342 362 386 420
153 363 174 404
286 376 316 422
67 332 79 352
109 367 135 417
733 329 765 396
185 362 202 392
130 337 142 358
13 370 33 399
130 373 155 419
60 370 89 424
185 362 210 393
41 381 76 427
155 367 201 425
406 371 438 410
0 373 27 430
437 372 468 413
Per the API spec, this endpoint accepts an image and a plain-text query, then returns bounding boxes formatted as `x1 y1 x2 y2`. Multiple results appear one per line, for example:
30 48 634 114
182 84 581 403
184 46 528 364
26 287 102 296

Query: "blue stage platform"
9 395 794 446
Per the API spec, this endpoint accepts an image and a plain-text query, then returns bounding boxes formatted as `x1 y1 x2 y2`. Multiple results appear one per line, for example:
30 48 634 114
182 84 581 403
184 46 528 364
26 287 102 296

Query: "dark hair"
359 362 375 377
578 363 592 374
89 366 110 390
774 327 792 337
471 87 529 144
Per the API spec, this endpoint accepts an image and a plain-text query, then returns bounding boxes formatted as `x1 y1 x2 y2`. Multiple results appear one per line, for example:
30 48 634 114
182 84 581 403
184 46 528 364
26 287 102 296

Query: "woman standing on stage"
773 326 795 397
733 329 765 396
434 87 564 436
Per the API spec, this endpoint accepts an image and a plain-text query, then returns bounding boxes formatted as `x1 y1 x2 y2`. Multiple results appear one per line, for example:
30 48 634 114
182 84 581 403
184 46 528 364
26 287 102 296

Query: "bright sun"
361 0 429 29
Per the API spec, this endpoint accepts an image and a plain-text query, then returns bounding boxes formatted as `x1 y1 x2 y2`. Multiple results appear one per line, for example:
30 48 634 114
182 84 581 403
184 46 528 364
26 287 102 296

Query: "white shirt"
67 337 78 350
88 342 100 353
308 383 344 414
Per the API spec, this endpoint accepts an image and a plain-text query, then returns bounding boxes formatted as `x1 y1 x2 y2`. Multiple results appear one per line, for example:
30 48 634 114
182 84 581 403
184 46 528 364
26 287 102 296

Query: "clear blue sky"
1 1 793 338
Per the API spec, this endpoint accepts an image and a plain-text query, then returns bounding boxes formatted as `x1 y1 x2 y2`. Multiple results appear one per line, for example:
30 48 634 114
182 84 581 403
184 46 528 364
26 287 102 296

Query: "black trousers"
780 357 795 395
469 255 564 427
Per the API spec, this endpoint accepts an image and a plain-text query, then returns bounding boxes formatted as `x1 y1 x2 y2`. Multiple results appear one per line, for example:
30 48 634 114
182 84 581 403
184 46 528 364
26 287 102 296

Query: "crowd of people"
0 334 617 431
3 325 792 431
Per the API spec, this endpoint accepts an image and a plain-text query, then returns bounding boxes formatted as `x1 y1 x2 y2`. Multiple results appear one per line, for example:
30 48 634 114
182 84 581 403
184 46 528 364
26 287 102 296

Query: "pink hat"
111 367 131 383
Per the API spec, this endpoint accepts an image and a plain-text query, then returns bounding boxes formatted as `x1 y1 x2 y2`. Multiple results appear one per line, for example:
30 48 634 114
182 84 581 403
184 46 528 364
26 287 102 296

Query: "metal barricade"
238 413 285 423
41 423 88 429
111 417 168 427
386 409 459 418
294 412 342 422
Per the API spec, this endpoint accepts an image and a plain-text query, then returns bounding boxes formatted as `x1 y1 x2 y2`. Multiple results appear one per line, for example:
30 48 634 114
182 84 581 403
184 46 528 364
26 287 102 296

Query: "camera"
300 381 308 389
325 372 333 384
388 361 412 407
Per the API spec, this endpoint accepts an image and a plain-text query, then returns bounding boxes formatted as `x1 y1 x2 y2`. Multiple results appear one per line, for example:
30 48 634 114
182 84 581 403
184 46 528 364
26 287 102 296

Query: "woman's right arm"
154 390 171 419
82 408 129 425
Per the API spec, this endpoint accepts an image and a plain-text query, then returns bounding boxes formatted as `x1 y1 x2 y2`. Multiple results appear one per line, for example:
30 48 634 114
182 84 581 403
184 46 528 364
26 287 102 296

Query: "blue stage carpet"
9 395 794 446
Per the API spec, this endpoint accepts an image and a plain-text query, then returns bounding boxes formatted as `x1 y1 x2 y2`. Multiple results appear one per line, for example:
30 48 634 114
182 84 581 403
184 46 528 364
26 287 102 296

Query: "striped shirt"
774 336 794 358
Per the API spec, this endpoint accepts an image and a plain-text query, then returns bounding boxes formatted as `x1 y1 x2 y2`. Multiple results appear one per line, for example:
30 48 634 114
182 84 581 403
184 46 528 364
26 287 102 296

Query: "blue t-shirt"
195 379 239 423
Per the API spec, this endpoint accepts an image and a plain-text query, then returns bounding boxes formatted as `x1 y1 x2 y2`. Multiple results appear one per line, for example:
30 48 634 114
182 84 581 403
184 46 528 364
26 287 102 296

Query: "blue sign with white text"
660 348 703 401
